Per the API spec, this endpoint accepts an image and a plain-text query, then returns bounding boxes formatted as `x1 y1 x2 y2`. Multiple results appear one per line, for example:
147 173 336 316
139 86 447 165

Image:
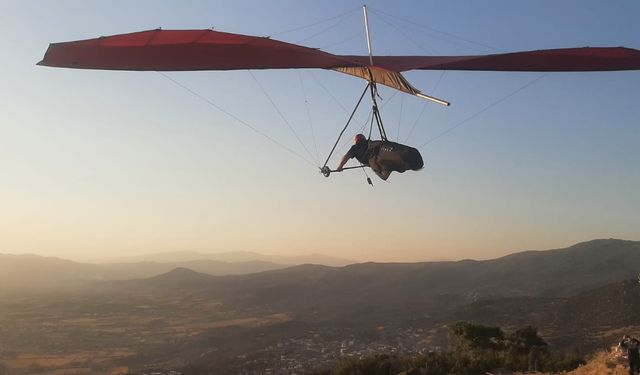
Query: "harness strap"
368 82 388 141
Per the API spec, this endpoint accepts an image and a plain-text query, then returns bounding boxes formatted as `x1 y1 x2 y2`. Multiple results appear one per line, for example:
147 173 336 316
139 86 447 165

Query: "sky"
0 0 638 263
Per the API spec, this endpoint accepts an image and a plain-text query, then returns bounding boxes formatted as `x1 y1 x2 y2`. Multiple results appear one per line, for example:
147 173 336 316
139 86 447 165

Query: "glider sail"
38 29 640 101
37 29 351 71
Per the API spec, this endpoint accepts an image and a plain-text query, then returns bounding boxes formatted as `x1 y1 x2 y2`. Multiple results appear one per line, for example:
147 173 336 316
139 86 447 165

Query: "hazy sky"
1 0 638 263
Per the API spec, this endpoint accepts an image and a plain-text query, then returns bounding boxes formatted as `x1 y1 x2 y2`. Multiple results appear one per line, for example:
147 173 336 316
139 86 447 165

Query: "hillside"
0 254 109 292
101 259 288 279
3 239 639 374
6 238 637 302
477 239 640 297
106 250 354 266
448 279 640 349
0 254 287 292
104 239 640 329
120 267 219 290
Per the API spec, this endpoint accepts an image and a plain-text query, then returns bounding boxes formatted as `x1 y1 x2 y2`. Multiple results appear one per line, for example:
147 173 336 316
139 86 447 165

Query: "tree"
504 325 549 371
448 322 505 353
447 322 505 374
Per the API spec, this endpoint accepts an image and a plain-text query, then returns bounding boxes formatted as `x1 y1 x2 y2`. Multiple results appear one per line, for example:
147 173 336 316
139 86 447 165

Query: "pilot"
336 133 423 181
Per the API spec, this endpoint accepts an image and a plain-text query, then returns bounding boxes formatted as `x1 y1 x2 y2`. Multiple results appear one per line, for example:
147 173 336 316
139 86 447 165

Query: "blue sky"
0 0 638 262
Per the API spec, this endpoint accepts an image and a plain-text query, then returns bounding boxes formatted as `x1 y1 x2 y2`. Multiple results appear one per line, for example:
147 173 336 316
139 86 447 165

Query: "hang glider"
37 17 640 182
38 28 640 106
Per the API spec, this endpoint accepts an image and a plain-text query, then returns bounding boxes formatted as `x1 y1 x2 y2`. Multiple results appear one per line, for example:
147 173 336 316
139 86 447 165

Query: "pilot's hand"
336 166 343 172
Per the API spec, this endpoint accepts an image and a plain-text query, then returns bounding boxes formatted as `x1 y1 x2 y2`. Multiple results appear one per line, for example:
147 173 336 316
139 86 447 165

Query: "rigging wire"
307 72 399 117
321 84 370 169
269 7 360 37
370 7 500 53
150 10 543 174
334 108 373 160
370 84 388 141
369 11 436 55
396 94 404 141
367 108 375 139
362 89 398 150
306 71 367 129
298 71 320 164
318 31 362 50
327 107 374 168
157 72 316 168
249 70 317 165
295 11 358 44
304 71 398 167
403 70 447 143
419 74 548 149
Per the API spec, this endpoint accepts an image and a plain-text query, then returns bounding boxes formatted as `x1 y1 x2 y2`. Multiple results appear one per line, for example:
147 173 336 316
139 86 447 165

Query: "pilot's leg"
369 156 392 181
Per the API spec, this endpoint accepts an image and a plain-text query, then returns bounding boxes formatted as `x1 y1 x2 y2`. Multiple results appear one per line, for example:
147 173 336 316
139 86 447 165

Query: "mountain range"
0 254 287 292
104 250 354 266
3 239 637 300
2 238 639 373
101 239 640 331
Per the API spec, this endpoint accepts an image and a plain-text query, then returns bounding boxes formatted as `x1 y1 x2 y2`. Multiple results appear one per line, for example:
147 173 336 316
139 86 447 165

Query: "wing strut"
320 83 371 176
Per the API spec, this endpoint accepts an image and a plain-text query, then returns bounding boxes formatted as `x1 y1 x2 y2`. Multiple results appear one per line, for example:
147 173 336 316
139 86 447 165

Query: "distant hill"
558 279 640 330
4 239 640 370
0 254 109 292
0 255 287 292
108 239 640 327
106 250 354 267
102 259 288 279
113 267 219 290
474 239 640 297
5 238 638 310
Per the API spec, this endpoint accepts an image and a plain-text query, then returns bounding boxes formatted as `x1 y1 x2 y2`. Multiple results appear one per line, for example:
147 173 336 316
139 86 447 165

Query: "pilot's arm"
336 154 350 172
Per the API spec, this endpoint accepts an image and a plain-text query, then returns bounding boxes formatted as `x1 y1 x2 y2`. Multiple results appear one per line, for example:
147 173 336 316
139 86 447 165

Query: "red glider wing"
38 29 359 71
38 29 640 101
38 29 640 73
345 47 640 72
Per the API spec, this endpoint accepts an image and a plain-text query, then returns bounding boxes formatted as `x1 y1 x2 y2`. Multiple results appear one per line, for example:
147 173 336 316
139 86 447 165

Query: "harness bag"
368 141 424 173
